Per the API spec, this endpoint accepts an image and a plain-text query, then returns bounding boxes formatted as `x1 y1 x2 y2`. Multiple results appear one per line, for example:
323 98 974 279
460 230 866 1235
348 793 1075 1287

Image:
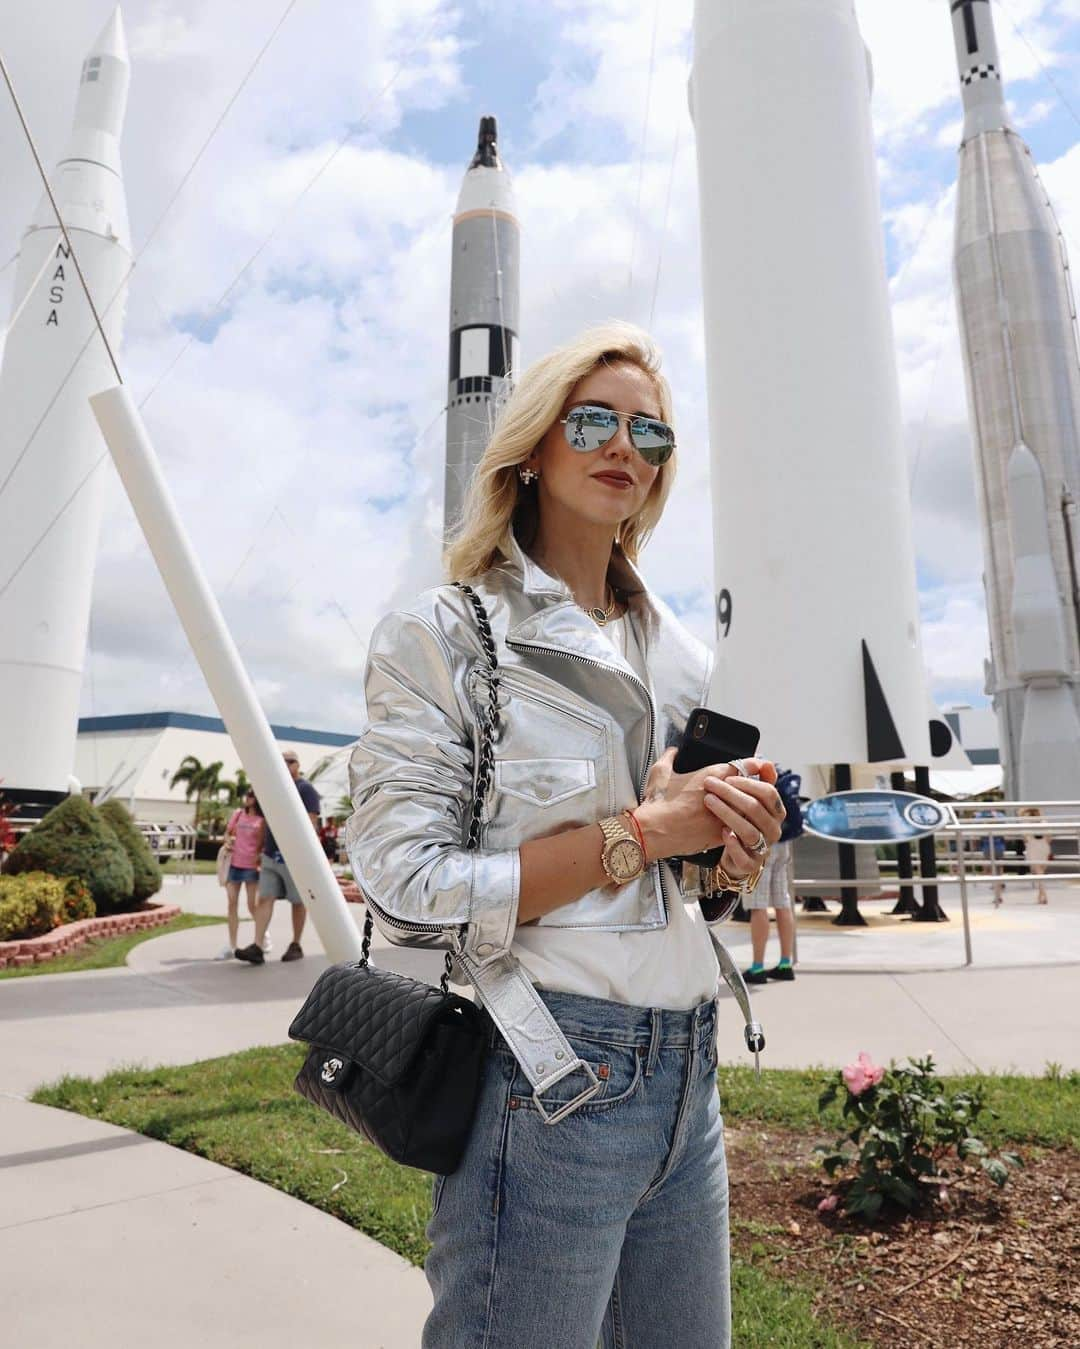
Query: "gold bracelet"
708 859 764 895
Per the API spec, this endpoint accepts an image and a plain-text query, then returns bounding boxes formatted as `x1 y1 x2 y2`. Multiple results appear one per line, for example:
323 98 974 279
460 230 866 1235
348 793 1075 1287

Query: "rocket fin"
862 639 906 762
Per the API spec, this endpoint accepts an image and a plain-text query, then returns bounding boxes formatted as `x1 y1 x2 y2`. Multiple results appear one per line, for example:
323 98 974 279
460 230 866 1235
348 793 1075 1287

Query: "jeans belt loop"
644 1008 663 1078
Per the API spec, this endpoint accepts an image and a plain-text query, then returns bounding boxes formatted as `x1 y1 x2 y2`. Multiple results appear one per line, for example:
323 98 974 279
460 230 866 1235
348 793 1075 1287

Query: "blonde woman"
348 324 783 1348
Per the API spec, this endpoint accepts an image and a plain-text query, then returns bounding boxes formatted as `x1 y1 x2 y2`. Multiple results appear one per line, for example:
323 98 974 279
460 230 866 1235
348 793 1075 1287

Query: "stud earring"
519 466 538 484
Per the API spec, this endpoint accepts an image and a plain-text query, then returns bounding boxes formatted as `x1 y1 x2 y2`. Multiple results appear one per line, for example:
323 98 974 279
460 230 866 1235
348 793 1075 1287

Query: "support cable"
627 0 660 304
0 48 122 382
648 120 681 330
0 11 442 598
138 12 443 414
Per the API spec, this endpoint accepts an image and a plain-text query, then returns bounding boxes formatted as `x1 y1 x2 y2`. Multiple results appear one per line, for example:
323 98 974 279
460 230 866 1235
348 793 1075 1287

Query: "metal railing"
789 801 1080 966
4 816 198 880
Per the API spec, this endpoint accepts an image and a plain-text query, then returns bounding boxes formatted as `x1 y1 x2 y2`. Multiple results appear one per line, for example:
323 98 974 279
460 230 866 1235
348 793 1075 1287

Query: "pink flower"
842 1052 884 1097
817 1194 839 1213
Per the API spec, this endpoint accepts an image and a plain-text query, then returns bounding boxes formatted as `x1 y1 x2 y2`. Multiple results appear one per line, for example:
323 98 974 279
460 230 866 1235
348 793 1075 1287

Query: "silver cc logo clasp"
320 1056 345 1084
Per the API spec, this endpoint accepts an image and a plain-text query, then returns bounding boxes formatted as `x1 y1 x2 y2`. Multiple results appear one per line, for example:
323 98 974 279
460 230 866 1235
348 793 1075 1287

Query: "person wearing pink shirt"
217 790 265 959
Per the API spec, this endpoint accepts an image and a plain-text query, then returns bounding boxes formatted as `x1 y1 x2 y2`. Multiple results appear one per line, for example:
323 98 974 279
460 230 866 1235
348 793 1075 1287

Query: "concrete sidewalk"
0 1096 431 1348
1 873 1076 1347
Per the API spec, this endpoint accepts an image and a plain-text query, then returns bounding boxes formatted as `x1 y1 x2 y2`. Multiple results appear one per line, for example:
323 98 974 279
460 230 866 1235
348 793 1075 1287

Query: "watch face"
609 838 645 881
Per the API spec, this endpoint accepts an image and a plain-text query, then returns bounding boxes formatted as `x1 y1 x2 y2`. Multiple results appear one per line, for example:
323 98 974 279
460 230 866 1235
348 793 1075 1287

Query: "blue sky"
0 0 1079 742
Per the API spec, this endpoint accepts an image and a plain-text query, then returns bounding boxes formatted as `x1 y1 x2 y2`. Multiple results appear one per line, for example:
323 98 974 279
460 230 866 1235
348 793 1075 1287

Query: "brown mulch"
726 1124 1079 1348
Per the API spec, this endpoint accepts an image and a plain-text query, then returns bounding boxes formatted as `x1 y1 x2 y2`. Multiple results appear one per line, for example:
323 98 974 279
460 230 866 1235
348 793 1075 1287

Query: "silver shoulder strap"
452 582 601 1122
707 927 766 1077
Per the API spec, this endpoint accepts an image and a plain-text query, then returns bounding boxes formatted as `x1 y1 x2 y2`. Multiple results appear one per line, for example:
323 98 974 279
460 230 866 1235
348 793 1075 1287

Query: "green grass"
160 857 218 875
36 1050 1073 1345
0 912 224 979
732 1263 868 1348
718 1062 1080 1150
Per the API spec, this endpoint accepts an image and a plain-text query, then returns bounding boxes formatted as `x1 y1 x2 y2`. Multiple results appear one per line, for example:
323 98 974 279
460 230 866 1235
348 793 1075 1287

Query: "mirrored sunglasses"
560 404 675 466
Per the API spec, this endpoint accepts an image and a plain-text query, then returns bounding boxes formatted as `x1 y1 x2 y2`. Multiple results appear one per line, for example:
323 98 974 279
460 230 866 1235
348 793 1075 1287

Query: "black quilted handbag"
288 582 500 1175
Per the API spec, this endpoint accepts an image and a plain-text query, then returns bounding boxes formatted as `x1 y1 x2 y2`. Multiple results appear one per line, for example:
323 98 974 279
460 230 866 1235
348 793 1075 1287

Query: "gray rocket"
949 0 1080 799
443 116 520 541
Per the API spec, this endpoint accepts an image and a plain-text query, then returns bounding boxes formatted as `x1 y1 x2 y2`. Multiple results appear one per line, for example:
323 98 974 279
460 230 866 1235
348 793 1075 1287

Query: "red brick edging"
0 902 181 970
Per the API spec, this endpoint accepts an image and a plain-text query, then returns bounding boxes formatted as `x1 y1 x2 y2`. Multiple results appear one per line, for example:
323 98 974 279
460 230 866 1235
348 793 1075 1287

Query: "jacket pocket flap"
288 962 483 1087
495 757 595 807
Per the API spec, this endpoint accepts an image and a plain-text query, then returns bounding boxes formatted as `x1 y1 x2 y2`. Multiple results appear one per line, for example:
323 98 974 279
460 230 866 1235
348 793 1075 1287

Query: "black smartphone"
672 708 760 866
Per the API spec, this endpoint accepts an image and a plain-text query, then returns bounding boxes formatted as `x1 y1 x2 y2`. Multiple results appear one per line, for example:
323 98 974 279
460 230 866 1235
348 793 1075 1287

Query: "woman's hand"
703 762 782 877
634 751 783 866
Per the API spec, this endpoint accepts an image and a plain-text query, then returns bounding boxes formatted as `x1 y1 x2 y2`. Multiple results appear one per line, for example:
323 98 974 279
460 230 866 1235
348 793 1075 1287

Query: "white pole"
90 383 362 963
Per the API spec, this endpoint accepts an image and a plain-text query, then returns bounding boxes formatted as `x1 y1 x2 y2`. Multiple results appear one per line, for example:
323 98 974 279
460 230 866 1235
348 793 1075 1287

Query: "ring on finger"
748 831 768 857
727 758 748 777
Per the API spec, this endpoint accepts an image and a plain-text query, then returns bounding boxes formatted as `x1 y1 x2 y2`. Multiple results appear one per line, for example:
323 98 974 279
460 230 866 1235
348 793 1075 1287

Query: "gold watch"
599 814 647 885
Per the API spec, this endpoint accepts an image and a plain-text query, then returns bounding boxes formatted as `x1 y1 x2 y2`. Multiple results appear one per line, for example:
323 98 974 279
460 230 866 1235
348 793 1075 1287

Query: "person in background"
319 816 339 862
235 751 320 965
217 790 265 959
743 767 803 985
1019 806 1051 905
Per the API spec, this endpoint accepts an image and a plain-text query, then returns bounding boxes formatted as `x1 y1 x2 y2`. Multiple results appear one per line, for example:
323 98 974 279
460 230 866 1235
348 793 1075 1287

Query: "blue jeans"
423 989 730 1348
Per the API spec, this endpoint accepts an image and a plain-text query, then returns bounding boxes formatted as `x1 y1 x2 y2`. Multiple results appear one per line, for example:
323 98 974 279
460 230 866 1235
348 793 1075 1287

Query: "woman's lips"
592 472 634 488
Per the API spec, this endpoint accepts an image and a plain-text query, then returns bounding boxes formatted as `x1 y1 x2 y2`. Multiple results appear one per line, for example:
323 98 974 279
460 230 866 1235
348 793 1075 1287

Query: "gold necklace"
581 587 617 626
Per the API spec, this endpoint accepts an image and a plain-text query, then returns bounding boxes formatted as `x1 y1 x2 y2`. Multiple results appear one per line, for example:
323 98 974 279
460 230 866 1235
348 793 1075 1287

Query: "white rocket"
689 0 929 769
0 8 131 802
948 0 1080 800
444 116 520 540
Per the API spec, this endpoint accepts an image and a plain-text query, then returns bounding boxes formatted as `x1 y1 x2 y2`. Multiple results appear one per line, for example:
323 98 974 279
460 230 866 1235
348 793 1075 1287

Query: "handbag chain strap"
359 580 501 995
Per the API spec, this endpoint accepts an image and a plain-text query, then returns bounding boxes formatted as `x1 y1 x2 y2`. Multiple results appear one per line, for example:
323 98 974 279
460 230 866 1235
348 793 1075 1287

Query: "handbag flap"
288 961 478 1088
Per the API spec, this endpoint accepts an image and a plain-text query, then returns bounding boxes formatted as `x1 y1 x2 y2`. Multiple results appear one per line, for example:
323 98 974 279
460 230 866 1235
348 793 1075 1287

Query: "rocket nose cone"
469 115 502 171
90 6 129 64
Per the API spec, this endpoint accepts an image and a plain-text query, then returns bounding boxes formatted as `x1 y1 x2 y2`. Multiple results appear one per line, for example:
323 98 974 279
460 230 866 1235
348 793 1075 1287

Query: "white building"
75 711 357 824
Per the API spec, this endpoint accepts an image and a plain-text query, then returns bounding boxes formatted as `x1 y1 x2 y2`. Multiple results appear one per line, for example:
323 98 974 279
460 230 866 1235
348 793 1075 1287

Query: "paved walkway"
2 873 1077 1346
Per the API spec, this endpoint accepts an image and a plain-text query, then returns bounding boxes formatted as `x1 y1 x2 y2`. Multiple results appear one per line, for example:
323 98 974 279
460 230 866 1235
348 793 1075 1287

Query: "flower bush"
816 1053 1021 1221
0 873 95 941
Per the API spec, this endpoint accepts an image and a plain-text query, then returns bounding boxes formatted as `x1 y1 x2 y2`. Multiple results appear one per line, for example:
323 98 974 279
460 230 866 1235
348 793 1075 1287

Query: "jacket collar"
497 534 693 685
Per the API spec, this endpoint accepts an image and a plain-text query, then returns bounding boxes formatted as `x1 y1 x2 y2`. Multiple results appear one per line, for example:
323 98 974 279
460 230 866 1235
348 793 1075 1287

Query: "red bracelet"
624 809 648 861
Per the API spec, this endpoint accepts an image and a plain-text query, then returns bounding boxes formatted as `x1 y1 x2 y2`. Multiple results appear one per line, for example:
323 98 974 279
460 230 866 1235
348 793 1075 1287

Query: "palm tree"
169 756 225 833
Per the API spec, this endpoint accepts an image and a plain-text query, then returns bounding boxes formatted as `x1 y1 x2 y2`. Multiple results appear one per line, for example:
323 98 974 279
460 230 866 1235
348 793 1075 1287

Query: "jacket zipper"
505 637 668 920
504 640 657 798
364 890 464 945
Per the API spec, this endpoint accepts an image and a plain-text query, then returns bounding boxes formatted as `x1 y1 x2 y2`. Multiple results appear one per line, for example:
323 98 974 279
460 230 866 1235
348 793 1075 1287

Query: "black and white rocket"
444 116 520 540
0 8 131 802
949 0 1080 800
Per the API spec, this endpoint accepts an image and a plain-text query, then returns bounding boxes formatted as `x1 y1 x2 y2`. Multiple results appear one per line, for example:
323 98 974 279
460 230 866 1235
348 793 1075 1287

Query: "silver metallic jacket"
347 538 762 1113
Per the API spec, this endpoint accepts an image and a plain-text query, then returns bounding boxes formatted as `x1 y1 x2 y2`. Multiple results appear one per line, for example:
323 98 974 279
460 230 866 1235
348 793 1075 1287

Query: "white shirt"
511 611 720 1010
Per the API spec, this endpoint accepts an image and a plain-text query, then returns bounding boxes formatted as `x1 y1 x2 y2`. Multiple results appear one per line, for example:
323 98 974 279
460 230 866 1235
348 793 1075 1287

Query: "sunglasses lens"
565 406 618 451
630 419 675 466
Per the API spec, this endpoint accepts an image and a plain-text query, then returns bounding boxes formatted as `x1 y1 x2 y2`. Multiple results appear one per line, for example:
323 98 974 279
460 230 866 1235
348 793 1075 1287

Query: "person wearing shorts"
235 751 320 965
217 790 265 959
743 838 795 984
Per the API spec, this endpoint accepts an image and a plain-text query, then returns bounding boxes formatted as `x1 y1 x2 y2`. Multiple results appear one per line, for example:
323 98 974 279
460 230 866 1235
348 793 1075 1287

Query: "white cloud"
0 0 1077 746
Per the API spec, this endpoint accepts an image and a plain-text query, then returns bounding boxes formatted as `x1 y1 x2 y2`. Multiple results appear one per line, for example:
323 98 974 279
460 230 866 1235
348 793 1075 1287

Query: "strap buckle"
745 1021 766 1079
531 1060 602 1125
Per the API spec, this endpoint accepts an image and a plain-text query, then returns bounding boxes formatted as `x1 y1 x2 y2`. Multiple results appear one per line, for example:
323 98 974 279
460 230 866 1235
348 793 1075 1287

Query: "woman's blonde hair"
445 321 676 581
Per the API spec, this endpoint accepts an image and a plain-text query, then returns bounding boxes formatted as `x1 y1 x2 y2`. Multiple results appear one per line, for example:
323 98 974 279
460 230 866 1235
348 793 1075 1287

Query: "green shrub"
816 1053 1022 1220
4 796 134 913
0 872 96 941
97 800 162 902
60 877 95 923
